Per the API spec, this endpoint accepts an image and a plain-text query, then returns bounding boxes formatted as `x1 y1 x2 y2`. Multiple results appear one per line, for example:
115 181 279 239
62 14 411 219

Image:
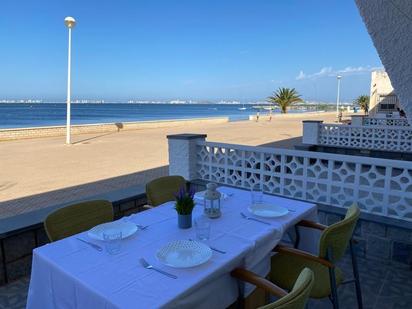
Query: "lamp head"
337 75 342 79
64 16 76 28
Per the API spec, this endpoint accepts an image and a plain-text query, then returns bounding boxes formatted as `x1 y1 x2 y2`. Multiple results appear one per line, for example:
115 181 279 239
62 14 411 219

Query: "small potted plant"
174 186 195 229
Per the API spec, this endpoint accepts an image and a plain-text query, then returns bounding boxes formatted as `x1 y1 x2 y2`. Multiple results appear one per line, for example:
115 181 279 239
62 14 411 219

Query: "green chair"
231 267 314 309
145 175 186 207
270 204 362 309
44 200 114 242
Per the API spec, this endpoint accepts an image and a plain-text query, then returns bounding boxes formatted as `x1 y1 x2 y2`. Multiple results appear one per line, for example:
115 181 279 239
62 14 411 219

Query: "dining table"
26 186 319 309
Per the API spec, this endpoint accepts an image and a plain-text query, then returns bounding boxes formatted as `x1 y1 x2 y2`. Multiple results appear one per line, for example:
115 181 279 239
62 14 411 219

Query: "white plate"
248 203 289 218
88 221 138 240
194 190 229 201
156 240 212 268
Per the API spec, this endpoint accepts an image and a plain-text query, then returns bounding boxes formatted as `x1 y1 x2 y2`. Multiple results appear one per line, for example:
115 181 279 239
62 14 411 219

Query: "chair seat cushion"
270 252 343 298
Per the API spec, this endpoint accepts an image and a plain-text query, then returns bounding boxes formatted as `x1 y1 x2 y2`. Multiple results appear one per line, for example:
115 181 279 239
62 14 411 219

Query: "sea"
0 103 308 129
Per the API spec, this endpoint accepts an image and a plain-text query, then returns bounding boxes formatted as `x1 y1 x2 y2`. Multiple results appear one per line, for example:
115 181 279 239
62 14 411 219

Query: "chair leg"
236 296 244 309
350 240 363 309
326 247 339 309
328 266 339 309
294 225 301 248
236 277 245 309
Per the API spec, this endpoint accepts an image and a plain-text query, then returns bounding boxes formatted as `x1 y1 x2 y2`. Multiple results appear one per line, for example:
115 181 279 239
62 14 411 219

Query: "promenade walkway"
0 112 338 218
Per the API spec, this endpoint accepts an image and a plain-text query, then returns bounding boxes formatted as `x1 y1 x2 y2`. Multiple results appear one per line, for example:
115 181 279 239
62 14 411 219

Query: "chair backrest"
318 204 360 263
44 200 114 242
261 268 314 309
145 175 186 206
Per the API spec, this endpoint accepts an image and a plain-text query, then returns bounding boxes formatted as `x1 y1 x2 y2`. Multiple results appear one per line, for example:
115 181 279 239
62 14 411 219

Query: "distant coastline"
0 99 346 105
0 103 330 129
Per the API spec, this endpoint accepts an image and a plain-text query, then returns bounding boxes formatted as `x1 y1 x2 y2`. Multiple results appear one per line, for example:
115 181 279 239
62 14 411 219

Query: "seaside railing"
167 134 412 222
318 124 412 152
351 115 410 127
363 117 410 127
302 121 412 153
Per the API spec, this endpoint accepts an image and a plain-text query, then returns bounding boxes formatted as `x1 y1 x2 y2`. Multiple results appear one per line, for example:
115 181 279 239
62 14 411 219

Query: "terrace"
302 120 412 160
358 116 410 127
0 131 411 308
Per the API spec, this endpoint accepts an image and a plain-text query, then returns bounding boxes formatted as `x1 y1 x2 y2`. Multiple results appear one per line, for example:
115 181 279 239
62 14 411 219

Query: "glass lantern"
203 183 221 218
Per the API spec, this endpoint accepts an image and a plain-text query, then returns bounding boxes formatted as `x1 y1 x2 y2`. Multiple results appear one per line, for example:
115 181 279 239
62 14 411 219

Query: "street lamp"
64 16 76 144
336 75 342 122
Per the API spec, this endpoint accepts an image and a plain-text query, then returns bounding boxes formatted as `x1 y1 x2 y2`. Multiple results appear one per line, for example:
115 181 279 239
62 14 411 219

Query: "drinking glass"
251 186 263 205
122 214 133 222
103 229 122 255
194 216 211 242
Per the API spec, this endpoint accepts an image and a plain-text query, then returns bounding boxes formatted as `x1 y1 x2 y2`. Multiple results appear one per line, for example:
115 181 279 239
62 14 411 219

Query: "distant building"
170 100 186 104
369 70 401 116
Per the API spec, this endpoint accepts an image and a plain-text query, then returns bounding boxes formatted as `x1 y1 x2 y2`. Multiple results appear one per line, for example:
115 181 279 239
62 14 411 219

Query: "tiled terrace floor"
308 256 412 309
1 254 410 309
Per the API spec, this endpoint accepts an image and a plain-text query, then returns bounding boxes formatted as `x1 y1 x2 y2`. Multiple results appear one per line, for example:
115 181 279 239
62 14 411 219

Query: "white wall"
355 0 412 122
369 71 396 115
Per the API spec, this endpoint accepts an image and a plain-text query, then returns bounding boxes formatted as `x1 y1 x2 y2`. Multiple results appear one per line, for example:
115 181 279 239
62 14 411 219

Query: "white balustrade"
363 117 410 126
193 140 412 221
318 124 412 152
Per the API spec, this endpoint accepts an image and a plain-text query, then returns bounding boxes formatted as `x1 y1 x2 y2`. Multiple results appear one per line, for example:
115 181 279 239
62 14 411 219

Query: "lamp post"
64 16 76 144
336 75 342 123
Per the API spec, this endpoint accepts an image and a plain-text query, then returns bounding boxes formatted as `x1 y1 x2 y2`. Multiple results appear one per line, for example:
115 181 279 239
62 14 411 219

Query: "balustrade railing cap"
302 120 324 123
167 133 207 140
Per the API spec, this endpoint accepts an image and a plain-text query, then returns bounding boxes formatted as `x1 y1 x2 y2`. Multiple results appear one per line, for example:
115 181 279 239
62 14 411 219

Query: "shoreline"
0 111 333 141
0 116 231 141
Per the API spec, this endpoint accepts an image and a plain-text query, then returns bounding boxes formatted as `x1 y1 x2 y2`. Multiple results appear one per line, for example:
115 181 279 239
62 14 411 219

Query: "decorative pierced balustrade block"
363 117 410 127
195 141 412 221
319 124 412 153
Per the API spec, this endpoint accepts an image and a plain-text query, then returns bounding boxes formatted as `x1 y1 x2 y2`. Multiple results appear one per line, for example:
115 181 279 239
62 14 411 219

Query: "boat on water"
252 105 277 110
238 104 247 111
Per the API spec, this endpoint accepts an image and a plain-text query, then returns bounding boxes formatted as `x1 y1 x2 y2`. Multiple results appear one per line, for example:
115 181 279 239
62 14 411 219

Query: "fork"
139 258 177 279
75 238 103 251
188 239 226 254
136 224 149 230
240 212 271 225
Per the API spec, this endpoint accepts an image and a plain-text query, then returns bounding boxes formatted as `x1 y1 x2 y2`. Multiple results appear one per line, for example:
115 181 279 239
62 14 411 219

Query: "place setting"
197 183 294 223
138 239 215 281
242 186 294 224
138 238 213 280
141 222 228 280
74 218 147 254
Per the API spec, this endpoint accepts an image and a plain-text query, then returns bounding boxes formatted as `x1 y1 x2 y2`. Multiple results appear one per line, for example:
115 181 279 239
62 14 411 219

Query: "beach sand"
0 112 342 218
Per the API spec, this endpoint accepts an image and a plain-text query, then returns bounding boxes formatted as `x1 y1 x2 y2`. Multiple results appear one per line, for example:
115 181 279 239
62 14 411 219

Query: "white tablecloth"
27 187 318 309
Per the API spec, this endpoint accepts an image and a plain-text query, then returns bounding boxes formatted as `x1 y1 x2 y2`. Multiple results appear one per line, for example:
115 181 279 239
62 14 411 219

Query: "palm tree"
354 95 369 115
267 87 303 114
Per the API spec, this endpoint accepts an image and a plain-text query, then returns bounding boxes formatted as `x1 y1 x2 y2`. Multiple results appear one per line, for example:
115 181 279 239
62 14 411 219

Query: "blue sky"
0 0 382 102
